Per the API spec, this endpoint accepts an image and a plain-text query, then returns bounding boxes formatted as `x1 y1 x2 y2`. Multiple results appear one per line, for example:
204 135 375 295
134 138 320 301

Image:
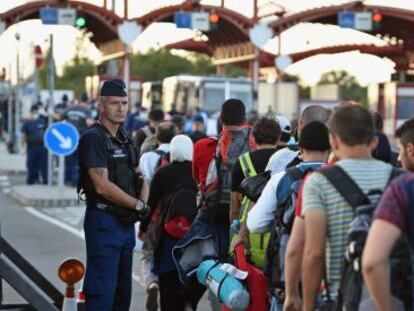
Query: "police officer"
78 78 149 310
21 104 48 184
63 92 94 186
53 93 69 120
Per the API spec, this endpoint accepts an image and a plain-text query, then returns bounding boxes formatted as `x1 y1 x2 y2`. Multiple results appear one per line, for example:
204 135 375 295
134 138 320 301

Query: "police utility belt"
87 200 147 224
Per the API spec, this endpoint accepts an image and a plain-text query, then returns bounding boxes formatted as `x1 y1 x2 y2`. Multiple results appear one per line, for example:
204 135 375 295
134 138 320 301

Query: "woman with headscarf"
139 135 205 311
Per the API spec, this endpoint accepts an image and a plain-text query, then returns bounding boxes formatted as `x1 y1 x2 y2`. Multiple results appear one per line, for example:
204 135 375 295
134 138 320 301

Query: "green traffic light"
76 17 86 28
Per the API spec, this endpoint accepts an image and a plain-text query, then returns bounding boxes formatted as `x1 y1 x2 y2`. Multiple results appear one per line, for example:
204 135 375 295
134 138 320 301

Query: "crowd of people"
26 77 414 311
18 91 211 187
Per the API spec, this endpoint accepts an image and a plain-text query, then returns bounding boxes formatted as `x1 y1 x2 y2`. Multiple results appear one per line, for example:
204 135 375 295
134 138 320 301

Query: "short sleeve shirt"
63 105 92 134
78 127 108 169
302 159 392 287
22 117 47 145
78 124 137 201
374 173 414 232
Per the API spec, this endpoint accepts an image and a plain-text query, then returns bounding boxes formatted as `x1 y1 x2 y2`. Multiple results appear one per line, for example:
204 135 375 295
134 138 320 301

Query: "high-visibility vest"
237 152 270 269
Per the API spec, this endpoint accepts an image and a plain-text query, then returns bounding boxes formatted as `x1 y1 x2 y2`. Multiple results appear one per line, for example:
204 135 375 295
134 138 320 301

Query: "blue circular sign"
44 122 79 156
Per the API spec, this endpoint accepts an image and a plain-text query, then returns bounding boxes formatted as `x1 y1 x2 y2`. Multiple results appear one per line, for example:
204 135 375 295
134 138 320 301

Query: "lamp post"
14 32 21 154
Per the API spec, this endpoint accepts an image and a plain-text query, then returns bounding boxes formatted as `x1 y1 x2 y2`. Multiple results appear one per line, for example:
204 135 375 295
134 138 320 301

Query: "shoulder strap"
319 165 370 209
239 152 257 178
142 126 152 137
285 166 306 182
153 149 166 157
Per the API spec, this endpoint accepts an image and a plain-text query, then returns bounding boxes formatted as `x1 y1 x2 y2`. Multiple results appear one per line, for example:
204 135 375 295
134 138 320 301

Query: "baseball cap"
276 115 292 134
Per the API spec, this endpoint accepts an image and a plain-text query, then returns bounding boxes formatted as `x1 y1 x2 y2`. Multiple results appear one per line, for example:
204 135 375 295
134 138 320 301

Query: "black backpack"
265 166 314 294
319 165 412 311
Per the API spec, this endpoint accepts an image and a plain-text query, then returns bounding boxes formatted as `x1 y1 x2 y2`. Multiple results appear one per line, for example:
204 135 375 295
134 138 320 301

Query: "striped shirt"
302 158 392 287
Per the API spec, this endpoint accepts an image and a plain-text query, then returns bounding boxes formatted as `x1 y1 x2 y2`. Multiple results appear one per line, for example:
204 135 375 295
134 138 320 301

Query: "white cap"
276 115 292 134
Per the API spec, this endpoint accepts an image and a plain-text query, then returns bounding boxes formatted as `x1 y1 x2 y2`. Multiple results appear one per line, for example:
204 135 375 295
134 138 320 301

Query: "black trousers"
159 271 206 311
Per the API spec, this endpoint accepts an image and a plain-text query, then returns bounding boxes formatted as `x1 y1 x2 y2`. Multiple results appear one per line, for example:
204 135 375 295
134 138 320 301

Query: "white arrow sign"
117 20 142 45
51 128 72 149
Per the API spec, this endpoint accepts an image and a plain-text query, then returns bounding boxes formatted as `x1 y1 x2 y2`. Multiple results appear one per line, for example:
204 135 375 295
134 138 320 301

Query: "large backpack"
202 128 255 222
148 183 198 252
236 152 270 269
264 166 314 295
319 165 411 311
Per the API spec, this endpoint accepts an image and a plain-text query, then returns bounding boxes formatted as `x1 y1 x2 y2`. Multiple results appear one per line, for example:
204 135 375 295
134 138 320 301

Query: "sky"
0 0 411 85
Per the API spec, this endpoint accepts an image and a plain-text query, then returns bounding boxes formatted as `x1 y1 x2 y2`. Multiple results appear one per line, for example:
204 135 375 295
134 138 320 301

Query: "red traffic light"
373 13 382 23
209 12 219 24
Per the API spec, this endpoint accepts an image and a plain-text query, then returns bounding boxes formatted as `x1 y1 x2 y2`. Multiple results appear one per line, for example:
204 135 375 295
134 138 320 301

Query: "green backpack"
234 152 270 269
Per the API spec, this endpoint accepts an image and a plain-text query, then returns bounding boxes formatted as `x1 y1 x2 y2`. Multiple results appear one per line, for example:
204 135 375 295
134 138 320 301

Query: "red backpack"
201 127 256 213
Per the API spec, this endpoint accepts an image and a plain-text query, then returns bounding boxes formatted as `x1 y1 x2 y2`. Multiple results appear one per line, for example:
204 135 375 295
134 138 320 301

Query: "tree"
318 70 367 105
131 49 248 81
131 49 194 81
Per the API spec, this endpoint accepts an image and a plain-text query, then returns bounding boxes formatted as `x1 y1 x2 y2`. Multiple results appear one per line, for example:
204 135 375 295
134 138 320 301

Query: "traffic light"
209 12 219 30
372 13 382 30
75 16 86 28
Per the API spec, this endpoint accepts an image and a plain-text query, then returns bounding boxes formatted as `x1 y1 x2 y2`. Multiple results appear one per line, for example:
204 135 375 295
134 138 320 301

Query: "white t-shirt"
265 147 298 174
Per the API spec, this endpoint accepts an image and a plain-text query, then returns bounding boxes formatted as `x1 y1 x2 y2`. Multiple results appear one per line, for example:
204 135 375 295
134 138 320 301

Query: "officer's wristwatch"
135 199 149 216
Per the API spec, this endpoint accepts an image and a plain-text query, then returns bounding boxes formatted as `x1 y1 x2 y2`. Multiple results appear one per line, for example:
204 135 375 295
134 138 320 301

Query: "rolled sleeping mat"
197 259 250 311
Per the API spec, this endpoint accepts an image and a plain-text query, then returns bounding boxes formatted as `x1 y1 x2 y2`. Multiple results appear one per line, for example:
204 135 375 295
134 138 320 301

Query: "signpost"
44 122 79 194
191 12 210 31
249 22 274 108
40 8 59 25
40 8 77 26
338 11 373 31
174 12 192 29
34 45 43 103
117 20 142 103
58 8 76 26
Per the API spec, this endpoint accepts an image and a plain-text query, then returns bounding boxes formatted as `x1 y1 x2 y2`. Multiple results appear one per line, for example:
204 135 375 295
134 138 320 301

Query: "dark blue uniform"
21 116 48 184
63 105 92 186
78 123 138 311
124 111 147 135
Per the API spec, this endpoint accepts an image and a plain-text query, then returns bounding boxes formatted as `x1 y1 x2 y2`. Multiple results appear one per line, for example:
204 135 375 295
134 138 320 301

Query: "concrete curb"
10 185 79 207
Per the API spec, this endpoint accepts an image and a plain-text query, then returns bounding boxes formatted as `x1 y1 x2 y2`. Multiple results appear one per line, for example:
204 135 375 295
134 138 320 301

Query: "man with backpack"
246 122 331 309
266 105 330 174
301 104 404 310
134 108 164 155
139 121 177 184
230 117 281 268
172 98 255 283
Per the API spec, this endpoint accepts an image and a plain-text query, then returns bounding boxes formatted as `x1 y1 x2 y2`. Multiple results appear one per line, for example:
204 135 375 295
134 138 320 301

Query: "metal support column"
47 34 55 186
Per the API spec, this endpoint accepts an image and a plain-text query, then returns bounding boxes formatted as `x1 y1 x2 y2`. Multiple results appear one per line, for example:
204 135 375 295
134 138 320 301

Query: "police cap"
100 78 127 97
